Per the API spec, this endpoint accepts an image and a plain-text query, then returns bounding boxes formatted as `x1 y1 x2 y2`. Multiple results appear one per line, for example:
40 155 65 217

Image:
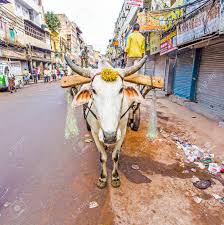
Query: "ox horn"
65 55 92 78
121 55 148 77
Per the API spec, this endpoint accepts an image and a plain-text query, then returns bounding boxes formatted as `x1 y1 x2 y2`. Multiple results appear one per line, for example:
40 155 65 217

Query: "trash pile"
172 135 224 175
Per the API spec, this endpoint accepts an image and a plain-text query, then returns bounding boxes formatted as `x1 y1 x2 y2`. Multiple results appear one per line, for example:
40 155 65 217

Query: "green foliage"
44 11 61 32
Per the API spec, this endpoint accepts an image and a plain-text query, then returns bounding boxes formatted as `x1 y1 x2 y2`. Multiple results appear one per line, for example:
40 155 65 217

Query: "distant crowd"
23 67 67 85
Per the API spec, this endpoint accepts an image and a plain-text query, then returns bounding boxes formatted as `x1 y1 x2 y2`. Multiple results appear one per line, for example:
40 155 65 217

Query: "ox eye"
92 89 97 95
119 88 123 94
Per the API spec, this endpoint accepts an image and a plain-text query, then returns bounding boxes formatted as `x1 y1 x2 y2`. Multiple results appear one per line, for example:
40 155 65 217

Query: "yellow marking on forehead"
100 68 119 82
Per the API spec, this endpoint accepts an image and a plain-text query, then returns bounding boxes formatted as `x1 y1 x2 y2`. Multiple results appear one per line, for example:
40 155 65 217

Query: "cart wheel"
130 107 140 131
70 87 78 97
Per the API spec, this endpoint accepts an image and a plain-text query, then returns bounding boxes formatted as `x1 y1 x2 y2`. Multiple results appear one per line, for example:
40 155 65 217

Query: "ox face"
73 73 143 145
92 75 123 144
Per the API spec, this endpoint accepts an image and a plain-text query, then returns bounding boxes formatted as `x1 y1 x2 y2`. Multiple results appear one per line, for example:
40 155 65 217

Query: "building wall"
11 0 44 26
0 4 26 46
57 14 82 63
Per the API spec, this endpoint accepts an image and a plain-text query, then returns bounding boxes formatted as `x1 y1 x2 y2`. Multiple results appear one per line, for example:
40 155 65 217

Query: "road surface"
0 83 113 225
0 83 223 225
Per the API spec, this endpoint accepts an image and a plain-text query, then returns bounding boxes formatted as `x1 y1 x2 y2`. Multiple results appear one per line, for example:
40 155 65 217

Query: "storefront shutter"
196 42 224 120
173 49 194 99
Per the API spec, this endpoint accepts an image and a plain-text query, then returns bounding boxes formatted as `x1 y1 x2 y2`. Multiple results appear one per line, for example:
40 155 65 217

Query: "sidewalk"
109 94 224 225
155 95 224 159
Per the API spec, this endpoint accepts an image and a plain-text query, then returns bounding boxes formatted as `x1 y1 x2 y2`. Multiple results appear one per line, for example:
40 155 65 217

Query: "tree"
44 11 61 32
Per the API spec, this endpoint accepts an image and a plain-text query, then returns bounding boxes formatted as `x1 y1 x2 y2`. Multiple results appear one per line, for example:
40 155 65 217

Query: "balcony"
24 19 51 50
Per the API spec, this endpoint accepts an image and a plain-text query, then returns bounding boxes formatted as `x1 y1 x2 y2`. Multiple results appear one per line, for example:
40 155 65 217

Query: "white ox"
65 55 147 188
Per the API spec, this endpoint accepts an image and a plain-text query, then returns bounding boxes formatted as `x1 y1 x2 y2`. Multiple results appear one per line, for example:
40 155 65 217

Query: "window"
9 28 16 43
25 21 45 41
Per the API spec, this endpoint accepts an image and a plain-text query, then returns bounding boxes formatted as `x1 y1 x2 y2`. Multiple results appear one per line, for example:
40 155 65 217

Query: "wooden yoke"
60 73 164 89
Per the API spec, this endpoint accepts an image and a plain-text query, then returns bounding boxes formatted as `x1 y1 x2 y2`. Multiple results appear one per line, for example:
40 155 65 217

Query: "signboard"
126 0 143 7
177 2 220 45
150 32 161 55
137 12 166 32
137 0 183 32
160 28 177 55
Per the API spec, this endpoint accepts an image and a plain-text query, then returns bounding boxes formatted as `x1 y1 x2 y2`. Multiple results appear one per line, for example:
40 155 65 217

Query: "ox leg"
111 129 126 188
92 132 108 189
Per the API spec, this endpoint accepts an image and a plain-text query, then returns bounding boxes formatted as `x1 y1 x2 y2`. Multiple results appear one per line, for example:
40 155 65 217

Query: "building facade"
57 14 83 65
111 0 224 121
0 0 51 75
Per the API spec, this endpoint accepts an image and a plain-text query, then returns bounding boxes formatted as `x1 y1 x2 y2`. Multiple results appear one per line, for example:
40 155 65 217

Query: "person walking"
33 67 38 84
52 67 57 81
36 67 40 81
56 68 60 79
80 46 89 68
60 68 65 78
125 23 145 68
44 68 49 83
7 69 15 93
23 68 30 85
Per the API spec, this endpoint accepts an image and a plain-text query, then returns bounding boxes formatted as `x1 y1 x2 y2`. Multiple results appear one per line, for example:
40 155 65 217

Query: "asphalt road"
0 83 113 225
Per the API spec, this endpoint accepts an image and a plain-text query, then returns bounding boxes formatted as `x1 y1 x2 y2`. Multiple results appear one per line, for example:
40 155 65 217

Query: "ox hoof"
111 179 121 188
97 179 107 189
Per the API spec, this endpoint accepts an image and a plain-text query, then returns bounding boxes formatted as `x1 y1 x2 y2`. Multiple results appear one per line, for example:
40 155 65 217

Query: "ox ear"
123 86 144 103
73 89 92 106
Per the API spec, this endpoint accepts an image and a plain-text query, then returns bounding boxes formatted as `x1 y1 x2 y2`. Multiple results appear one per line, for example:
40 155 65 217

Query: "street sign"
126 0 143 7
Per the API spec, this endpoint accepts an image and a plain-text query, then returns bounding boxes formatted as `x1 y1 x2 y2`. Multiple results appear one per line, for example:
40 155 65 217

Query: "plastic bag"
147 91 158 140
64 90 79 140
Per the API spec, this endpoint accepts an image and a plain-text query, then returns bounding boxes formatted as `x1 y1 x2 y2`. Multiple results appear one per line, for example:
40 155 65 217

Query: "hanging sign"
126 0 143 7
160 28 177 55
137 12 166 32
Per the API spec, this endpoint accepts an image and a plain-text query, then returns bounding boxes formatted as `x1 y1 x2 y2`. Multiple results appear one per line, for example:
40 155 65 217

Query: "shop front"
196 41 224 120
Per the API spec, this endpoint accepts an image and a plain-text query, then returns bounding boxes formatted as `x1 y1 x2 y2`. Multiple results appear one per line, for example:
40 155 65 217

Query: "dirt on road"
108 96 224 225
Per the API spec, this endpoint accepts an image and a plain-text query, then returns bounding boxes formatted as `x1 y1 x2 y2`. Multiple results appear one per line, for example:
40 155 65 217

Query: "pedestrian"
52 67 57 81
121 51 126 68
124 23 145 70
44 68 48 83
60 68 65 78
80 46 89 68
7 69 15 93
48 68 52 83
23 68 30 85
33 67 38 84
56 68 60 79
36 67 40 81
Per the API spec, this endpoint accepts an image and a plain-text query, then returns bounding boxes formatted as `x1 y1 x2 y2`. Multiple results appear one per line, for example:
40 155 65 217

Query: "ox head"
65 55 147 144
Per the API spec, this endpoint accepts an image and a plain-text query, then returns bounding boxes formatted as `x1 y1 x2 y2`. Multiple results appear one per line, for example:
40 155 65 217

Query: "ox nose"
103 131 117 144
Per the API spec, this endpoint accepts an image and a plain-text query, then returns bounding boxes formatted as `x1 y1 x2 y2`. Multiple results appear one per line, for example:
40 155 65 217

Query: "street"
0 83 224 225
